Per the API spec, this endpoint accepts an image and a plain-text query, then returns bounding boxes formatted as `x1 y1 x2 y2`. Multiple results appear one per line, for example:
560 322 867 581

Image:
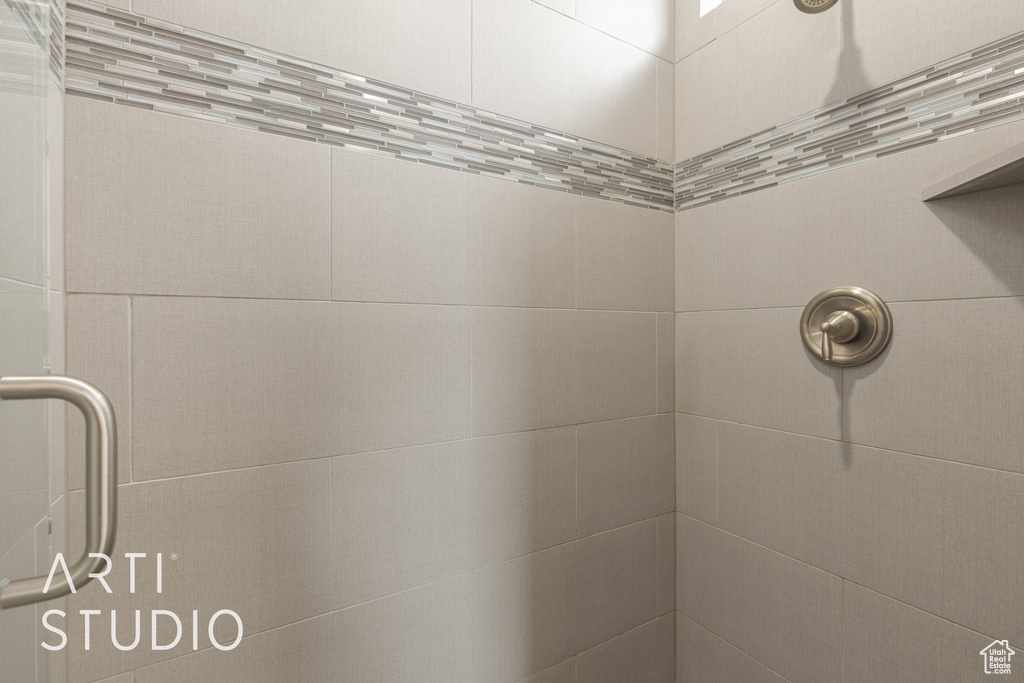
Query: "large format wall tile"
65 99 331 299
577 0 675 61
333 149 575 308
676 612 718 683
674 203 716 313
576 614 675 683
131 0 472 103
331 428 576 610
135 614 336 683
845 298 1024 473
675 413 717 525
674 0 777 62
676 308 842 439
452 543 578 680
575 311 658 423
839 443 1024 646
674 0 841 160
843 582 1005 683
716 638 790 683
577 415 674 536
473 309 659 436
842 0 1024 97
65 295 131 488
132 297 471 479
574 520 659 652
473 0 660 157
705 420 1024 647
657 313 675 412
717 422 843 575
576 197 673 312
708 119 1024 311
64 460 332 681
517 658 576 683
677 516 843 683
471 307 576 436
657 513 675 615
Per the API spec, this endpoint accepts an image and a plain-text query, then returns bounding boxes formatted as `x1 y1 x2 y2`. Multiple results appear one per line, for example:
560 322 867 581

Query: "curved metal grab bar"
0 375 117 609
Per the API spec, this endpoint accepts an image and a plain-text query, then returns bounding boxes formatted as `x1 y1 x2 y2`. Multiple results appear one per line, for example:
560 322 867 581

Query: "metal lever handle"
820 321 834 362
0 376 117 609
819 311 860 363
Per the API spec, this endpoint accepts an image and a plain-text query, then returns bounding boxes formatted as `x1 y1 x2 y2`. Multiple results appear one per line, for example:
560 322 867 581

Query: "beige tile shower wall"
674 0 1024 160
675 17 1024 683
120 0 674 161
63 75 674 679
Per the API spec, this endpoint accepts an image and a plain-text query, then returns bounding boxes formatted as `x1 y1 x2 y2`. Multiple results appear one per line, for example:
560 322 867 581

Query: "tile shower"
1 0 1022 681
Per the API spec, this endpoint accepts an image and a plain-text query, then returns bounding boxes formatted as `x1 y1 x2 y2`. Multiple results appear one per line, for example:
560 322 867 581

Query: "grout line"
673 412 1024 478
679 514 1024 654
63 289 675 313
676 611 798 683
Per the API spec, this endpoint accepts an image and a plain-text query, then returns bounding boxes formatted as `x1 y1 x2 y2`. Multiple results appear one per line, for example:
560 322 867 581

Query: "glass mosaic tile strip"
0 0 60 84
674 30 1024 211
63 0 674 212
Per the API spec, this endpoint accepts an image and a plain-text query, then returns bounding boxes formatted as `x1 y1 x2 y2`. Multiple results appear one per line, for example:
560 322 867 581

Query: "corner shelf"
922 141 1024 201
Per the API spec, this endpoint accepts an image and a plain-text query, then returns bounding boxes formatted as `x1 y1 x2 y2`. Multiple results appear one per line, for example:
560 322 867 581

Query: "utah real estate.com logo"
980 640 1015 675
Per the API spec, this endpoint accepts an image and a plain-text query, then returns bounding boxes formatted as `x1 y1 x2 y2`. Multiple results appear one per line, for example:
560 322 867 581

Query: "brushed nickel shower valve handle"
819 311 860 362
800 287 893 367
0 376 118 609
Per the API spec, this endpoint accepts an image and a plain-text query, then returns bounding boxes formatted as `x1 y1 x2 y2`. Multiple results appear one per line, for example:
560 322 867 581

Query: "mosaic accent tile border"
62 0 674 212
48 0 62 84
675 30 1024 211
0 0 48 94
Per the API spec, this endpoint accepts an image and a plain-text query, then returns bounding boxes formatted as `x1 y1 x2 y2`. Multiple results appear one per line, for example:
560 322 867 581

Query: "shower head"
794 0 839 12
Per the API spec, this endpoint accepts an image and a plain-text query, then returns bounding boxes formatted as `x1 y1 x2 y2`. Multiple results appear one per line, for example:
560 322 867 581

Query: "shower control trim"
800 287 892 366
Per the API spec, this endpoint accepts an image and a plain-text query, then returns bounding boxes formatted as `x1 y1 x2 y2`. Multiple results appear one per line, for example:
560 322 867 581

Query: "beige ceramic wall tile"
716 638 790 683
135 615 334 683
574 520 659 652
577 0 675 61
657 513 676 616
657 58 675 161
675 413 717 524
676 611 718 682
675 0 841 159
576 614 675 682
132 0 472 102
65 295 131 489
844 298 1024 474
843 582 1004 683
473 0 659 156
452 542 578 680
841 0 1024 97
65 98 331 299
676 308 842 438
575 311 658 423
576 197 674 312
132 297 471 479
717 422 843 575
517 658 577 683
839 443 1024 646
333 148 575 308
674 203 717 312
64 460 332 681
577 415 674 536
657 313 676 412
331 428 576 610
532 0 576 17
471 307 576 436
677 516 843 683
